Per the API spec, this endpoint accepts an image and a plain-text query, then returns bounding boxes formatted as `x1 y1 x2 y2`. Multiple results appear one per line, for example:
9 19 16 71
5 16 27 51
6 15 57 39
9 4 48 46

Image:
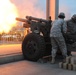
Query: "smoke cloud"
10 0 45 18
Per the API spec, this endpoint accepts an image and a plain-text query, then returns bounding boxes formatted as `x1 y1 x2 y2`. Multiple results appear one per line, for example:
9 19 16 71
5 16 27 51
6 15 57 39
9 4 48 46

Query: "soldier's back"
50 19 64 37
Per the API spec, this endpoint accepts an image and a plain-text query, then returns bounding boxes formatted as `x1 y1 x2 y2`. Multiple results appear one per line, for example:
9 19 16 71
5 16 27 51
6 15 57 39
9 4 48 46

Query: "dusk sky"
11 0 76 19
37 0 76 19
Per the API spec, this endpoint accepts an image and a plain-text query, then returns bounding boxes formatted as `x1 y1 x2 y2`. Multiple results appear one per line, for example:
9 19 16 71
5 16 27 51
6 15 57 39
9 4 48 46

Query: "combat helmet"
58 12 65 18
71 14 76 22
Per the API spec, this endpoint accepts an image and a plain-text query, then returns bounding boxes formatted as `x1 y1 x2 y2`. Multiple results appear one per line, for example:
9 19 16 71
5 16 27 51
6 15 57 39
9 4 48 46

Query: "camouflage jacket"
67 19 76 35
50 18 67 37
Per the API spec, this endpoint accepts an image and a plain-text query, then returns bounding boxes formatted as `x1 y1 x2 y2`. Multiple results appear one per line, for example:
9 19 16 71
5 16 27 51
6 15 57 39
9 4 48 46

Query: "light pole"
46 0 59 20
46 0 50 20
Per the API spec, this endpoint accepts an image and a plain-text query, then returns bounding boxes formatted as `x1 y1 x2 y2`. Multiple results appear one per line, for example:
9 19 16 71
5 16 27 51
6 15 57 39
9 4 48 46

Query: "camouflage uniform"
50 19 67 58
66 14 76 41
67 19 76 35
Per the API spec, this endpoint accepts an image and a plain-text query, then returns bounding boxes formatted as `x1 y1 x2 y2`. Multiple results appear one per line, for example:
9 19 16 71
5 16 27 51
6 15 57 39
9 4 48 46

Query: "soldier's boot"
51 57 55 64
63 55 68 63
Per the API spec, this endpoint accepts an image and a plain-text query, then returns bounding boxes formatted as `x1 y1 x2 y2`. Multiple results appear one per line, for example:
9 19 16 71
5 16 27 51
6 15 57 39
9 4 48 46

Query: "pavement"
0 60 76 75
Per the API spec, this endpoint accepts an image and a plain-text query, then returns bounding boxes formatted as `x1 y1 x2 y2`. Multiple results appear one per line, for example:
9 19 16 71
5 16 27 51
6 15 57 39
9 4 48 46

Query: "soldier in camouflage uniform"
50 12 68 63
67 14 76 35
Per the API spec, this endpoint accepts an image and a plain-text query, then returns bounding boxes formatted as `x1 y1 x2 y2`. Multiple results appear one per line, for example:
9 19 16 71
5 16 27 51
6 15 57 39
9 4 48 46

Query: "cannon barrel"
26 16 48 23
16 17 27 22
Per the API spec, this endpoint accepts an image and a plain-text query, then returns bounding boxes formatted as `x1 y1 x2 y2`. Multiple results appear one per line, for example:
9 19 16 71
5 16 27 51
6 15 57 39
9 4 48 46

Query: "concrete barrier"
59 56 76 71
71 56 76 64
0 52 24 64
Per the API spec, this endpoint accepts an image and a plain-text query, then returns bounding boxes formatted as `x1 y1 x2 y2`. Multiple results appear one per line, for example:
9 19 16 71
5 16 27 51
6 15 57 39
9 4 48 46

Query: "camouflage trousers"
51 37 68 57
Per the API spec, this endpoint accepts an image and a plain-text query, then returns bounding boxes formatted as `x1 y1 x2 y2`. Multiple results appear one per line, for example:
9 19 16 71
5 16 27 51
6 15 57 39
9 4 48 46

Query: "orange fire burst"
0 0 19 33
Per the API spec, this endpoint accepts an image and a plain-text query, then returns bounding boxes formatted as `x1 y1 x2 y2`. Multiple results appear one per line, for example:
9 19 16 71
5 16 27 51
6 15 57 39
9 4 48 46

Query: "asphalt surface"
0 60 76 75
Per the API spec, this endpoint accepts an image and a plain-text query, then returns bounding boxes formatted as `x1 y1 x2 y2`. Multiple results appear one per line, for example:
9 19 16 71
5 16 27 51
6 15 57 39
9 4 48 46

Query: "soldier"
48 16 52 24
50 12 68 63
65 14 76 43
67 14 76 35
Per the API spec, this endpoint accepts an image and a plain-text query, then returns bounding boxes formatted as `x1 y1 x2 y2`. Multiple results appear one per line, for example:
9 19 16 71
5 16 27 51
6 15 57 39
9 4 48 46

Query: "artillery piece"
16 16 76 61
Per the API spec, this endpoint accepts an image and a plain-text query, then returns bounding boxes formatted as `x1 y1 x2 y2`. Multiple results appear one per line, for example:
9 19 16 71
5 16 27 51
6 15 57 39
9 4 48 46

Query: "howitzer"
16 16 51 35
26 16 48 23
16 18 27 22
16 15 75 61
16 17 31 28
16 16 49 23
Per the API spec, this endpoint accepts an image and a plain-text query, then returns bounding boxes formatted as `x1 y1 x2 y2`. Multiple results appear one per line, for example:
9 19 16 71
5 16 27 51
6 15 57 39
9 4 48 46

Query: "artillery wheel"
22 33 46 61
